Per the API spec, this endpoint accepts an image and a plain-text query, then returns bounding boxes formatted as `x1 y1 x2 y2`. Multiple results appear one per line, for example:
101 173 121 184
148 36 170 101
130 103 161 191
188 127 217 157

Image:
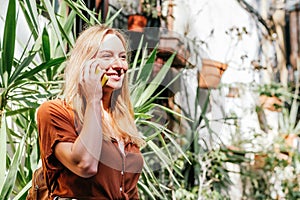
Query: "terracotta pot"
259 95 283 112
284 133 299 149
128 14 147 32
157 37 190 67
274 143 292 164
198 59 228 89
253 154 267 169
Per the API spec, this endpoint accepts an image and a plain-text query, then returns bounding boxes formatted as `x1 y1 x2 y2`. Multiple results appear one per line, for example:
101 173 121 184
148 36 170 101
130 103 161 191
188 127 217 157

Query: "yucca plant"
0 0 110 199
279 57 300 138
0 0 190 199
0 0 67 199
127 37 191 199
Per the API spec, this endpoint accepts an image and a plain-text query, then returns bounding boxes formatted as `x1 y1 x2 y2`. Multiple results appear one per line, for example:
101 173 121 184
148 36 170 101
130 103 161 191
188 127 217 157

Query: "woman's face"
95 33 128 91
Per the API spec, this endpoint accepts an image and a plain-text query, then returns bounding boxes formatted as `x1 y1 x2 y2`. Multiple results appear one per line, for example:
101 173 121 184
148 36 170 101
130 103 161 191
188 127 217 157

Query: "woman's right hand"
79 59 105 104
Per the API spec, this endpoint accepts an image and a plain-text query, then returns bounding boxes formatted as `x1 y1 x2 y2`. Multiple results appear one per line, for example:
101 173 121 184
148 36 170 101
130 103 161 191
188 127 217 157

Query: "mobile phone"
95 68 109 86
101 74 109 86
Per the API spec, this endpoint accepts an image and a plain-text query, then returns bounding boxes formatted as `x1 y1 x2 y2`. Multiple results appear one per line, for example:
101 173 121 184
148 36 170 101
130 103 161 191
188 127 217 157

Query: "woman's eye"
120 55 127 60
100 53 112 59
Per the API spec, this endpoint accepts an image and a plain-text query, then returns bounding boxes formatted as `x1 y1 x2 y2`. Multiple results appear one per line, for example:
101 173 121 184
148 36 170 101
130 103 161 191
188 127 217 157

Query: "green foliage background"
1 1 299 200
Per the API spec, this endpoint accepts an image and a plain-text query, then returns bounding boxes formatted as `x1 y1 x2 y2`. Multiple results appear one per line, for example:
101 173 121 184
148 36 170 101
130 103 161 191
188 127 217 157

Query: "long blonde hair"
62 25 144 147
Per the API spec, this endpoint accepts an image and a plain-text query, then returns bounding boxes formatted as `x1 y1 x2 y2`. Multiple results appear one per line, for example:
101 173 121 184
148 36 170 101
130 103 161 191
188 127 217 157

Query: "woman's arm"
54 59 104 178
54 100 102 178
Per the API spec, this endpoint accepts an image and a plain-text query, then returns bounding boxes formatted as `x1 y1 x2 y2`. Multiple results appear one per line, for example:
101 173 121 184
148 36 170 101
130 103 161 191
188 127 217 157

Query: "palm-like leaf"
0 0 191 199
128 37 191 198
1 0 16 87
0 0 89 198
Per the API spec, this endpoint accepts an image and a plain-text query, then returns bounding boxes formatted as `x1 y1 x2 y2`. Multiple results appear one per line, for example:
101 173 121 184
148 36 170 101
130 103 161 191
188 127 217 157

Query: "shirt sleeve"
37 99 77 170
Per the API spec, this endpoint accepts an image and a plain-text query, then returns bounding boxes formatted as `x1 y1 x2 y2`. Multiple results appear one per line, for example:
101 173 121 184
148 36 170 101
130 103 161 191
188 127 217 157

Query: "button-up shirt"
37 99 144 200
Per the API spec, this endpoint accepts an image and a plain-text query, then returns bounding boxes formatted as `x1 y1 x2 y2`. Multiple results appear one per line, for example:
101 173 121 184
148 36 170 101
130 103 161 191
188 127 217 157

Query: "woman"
37 25 144 199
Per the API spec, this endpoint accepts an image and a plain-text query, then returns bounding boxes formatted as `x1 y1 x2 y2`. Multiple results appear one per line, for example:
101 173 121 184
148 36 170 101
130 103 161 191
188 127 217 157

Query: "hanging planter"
198 59 228 89
127 14 147 32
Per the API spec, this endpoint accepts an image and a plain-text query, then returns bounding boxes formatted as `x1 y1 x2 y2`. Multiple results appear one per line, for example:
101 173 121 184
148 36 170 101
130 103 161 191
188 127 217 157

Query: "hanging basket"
127 14 147 32
198 59 228 89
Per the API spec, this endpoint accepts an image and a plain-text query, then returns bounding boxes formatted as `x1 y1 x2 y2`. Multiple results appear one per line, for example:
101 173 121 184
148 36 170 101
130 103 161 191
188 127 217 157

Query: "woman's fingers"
79 59 105 101
82 59 103 81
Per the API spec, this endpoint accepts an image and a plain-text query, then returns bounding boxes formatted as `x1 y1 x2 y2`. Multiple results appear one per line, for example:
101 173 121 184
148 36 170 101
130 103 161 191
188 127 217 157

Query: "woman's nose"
111 57 128 71
111 65 122 72
111 58 122 69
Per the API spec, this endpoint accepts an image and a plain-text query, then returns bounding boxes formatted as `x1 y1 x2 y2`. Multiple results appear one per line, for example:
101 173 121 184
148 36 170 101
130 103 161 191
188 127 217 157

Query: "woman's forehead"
99 34 126 51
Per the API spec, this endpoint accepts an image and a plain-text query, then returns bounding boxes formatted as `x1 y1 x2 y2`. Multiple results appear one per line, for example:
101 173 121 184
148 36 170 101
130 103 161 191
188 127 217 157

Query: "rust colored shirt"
37 99 144 200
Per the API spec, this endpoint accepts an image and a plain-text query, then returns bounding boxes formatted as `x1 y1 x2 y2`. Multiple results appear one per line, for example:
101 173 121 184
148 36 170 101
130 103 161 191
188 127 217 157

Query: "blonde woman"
37 25 144 199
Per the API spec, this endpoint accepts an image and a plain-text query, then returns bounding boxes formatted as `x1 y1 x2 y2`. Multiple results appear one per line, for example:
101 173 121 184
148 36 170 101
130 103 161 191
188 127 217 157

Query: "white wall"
173 0 264 83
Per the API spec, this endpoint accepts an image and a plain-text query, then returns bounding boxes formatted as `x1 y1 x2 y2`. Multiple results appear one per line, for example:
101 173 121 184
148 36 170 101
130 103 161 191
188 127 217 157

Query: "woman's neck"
102 90 113 111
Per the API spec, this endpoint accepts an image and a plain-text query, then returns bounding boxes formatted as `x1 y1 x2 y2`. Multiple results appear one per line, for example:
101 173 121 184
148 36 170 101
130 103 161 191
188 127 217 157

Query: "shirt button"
120 187 123 191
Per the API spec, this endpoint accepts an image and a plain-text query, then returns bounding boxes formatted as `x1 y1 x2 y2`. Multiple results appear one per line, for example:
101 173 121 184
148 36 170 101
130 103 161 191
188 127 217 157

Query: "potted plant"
123 0 162 32
141 0 161 19
253 153 268 169
198 59 228 89
127 14 147 32
278 94 300 154
113 0 147 32
256 82 289 112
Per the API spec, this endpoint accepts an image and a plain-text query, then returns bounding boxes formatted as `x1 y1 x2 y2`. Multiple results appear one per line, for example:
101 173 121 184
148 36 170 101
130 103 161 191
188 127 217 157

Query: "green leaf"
24 0 39 38
61 10 77 48
162 130 191 165
6 107 35 117
65 0 97 25
154 103 193 122
140 163 165 198
0 112 7 192
12 180 32 200
135 53 175 108
137 181 157 200
14 57 65 83
136 48 156 83
146 140 181 187
18 1 38 39
129 35 144 84
42 27 51 62
0 122 27 199
2 0 16 87
104 8 123 26
42 0 67 56
8 54 36 84
55 14 74 48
